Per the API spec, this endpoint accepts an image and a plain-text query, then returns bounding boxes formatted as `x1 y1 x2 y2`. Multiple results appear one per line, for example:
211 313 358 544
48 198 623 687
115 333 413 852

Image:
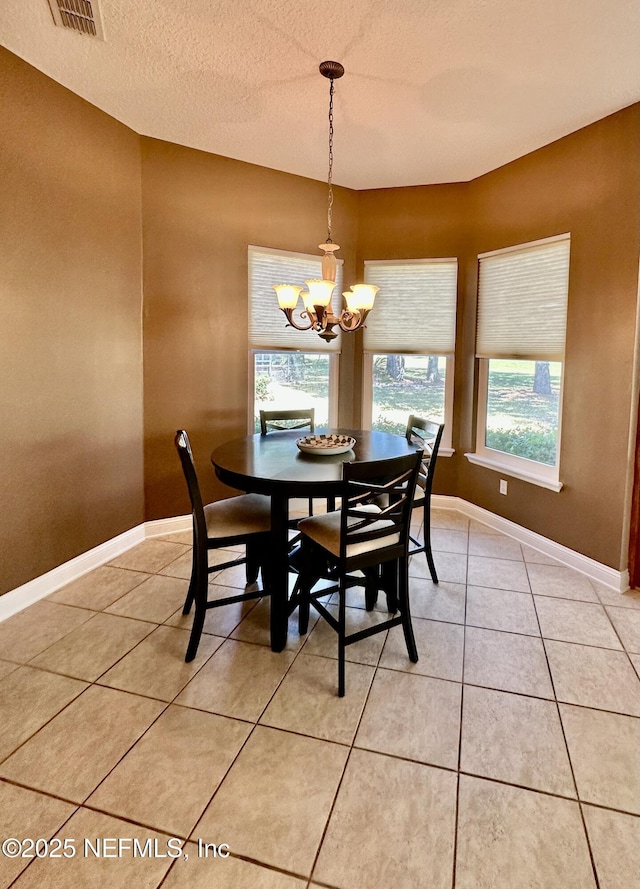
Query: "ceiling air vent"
47 0 105 39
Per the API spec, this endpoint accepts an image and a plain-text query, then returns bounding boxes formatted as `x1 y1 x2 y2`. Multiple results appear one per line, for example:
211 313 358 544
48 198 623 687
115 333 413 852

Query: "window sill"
439 447 455 457
464 452 563 493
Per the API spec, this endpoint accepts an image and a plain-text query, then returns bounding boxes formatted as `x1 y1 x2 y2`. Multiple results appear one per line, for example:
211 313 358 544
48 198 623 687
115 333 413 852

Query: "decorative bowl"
296 433 356 456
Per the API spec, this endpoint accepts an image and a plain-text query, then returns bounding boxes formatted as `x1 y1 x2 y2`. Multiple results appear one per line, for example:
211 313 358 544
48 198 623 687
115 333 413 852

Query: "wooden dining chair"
290 451 422 696
175 430 272 662
260 408 315 434
259 407 334 518
405 415 444 583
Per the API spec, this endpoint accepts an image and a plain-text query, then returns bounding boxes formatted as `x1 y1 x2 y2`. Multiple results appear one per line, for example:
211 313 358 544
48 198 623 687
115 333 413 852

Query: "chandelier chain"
274 62 377 342
327 77 334 243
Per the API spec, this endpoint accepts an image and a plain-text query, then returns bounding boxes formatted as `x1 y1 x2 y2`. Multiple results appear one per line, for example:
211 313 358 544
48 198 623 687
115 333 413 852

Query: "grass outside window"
253 352 332 432
370 354 447 436
483 359 562 467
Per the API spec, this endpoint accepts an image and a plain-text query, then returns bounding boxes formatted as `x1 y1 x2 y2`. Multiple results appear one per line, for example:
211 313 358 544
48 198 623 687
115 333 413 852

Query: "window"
362 259 457 449
248 247 342 431
468 234 570 491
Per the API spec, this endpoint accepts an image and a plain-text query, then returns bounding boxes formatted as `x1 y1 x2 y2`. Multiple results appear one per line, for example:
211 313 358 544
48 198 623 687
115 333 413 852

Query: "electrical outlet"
499 479 508 495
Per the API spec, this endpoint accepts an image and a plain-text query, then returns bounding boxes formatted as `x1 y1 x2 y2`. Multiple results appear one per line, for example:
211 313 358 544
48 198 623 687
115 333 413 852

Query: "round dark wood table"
212 429 416 651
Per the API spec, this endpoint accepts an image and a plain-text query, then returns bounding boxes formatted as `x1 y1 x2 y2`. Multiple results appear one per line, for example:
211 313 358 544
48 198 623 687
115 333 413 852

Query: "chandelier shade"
304 279 335 307
344 284 379 312
273 284 303 309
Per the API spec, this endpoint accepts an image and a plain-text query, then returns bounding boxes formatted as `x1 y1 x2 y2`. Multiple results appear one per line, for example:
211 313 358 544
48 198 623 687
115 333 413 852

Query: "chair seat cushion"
204 493 271 540
298 505 400 559
413 480 427 505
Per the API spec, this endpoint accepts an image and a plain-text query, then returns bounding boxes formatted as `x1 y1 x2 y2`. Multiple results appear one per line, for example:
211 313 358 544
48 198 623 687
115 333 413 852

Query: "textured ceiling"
1 0 639 189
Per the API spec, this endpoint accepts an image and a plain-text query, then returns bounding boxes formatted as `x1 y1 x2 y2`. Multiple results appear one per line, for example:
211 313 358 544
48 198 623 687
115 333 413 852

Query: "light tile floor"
0 509 639 888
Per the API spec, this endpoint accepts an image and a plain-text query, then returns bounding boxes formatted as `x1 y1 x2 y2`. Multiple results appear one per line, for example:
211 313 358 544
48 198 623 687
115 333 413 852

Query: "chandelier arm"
337 307 373 332
337 309 364 333
279 307 314 331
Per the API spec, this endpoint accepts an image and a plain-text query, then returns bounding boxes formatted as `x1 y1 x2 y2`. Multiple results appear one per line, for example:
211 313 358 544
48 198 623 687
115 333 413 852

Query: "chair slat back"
174 430 208 572
339 452 422 563
406 416 444 494
260 408 315 435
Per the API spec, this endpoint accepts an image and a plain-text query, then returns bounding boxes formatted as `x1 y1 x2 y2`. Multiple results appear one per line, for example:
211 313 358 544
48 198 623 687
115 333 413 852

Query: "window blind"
363 259 458 354
476 236 570 360
249 246 343 352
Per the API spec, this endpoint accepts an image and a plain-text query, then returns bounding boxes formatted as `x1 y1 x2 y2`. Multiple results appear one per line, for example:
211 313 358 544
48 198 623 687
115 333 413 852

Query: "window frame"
360 257 458 452
468 358 565 491
467 234 570 492
247 245 344 433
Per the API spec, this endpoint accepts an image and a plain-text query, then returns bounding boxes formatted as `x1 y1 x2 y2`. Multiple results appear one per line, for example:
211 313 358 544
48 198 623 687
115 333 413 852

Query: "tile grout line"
451 518 470 889
526 559 601 889
2 556 277 882
594 580 640 670
24 547 269 687
51 566 152 610
121 582 301 841
5 785 82 889
156 849 312 889
1 608 184 880
157 596 320 884
7 750 640 835
0 678 89 769
306 579 388 888
6 606 638 779
81 566 313 887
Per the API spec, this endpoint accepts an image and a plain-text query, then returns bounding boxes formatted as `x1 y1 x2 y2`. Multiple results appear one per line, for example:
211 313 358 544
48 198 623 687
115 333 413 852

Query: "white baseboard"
0 525 145 623
0 501 630 624
0 517 194 624
144 515 192 538
432 495 629 592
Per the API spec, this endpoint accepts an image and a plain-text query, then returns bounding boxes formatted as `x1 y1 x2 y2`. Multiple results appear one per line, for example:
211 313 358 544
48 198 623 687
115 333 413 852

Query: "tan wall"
0 49 144 595
356 183 472 497
358 106 640 569
463 106 640 568
141 138 359 520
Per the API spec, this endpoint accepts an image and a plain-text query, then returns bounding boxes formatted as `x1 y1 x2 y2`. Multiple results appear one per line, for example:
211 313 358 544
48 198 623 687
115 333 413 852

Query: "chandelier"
273 61 378 342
